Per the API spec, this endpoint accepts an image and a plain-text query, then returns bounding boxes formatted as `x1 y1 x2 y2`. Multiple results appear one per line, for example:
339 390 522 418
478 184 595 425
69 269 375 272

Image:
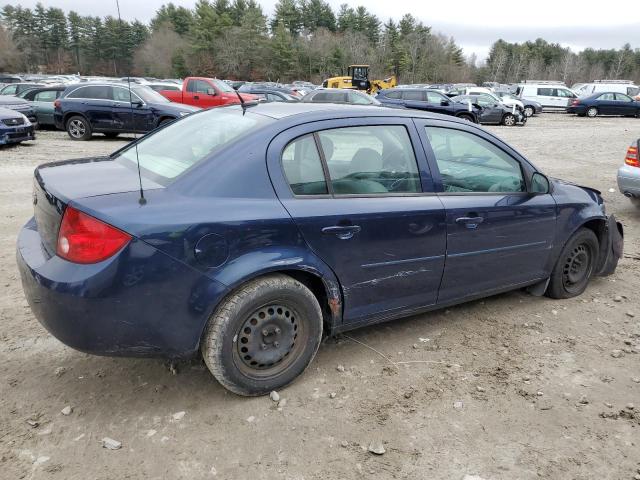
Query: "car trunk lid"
33 156 163 255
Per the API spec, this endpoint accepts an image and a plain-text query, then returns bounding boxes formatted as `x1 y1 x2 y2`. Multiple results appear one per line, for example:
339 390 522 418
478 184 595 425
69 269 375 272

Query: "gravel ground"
1 116 639 480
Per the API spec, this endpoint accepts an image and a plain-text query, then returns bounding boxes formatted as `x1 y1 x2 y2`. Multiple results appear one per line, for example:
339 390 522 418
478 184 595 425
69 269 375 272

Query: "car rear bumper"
17 217 229 359
617 164 640 197
0 124 35 145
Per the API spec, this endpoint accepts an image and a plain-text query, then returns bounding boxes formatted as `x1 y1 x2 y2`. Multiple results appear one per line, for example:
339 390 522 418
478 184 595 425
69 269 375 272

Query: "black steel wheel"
201 274 323 396
547 228 598 299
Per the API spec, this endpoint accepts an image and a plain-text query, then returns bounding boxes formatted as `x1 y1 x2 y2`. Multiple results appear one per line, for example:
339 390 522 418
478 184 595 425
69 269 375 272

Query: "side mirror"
440 100 450 106
207 88 216 96
131 100 144 107
530 172 550 194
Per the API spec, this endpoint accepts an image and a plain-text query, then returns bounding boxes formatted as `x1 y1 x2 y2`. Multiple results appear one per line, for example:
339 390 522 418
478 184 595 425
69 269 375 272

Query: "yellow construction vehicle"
322 65 397 95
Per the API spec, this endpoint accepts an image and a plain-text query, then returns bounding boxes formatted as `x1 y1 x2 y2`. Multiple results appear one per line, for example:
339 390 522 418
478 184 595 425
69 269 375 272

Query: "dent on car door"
417 122 557 303
267 119 447 325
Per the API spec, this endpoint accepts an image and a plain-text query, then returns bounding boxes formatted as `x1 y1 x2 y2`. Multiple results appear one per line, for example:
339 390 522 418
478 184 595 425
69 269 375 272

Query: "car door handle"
194 95 199 100
322 225 361 240
455 216 484 229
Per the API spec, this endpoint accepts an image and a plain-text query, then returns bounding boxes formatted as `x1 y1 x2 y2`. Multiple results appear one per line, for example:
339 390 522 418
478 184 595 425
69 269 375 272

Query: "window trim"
280 123 427 199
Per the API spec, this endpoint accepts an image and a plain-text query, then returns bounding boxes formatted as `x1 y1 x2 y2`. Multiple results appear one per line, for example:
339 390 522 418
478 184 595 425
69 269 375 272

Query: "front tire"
547 228 598 299
201 274 323 396
66 115 92 140
456 113 475 123
524 106 534 117
586 107 598 118
502 113 516 126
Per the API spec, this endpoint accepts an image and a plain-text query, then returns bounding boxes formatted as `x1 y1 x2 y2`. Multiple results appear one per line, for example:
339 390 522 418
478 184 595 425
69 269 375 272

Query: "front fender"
209 246 343 330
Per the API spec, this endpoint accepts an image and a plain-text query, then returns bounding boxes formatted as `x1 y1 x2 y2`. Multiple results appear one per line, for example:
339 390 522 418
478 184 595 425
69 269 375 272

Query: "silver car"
617 138 640 207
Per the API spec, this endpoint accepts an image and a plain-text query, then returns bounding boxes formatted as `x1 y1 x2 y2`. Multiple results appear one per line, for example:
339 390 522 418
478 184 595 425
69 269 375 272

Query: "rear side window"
317 126 420 194
1 85 17 95
537 88 553 96
425 127 525 193
67 86 111 100
627 86 639 96
385 91 402 99
282 136 328 195
311 91 347 103
402 91 424 101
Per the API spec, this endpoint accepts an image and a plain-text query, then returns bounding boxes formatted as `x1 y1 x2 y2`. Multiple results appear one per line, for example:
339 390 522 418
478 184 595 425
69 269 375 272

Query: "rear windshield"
113 107 273 185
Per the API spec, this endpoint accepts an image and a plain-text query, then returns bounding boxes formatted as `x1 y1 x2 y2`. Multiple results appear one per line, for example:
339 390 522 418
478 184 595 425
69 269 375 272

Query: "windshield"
212 79 235 93
132 86 170 104
114 107 273 184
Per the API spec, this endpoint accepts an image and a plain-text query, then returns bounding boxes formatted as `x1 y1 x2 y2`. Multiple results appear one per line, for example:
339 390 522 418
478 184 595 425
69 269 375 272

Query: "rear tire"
456 113 475 123
502 113 516 126
66 115 92 141
546 228 598 299
586 107 598 118
201 274 323 396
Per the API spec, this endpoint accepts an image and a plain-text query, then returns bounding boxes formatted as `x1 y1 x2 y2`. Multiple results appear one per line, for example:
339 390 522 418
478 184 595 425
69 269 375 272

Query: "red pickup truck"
159 77 256 108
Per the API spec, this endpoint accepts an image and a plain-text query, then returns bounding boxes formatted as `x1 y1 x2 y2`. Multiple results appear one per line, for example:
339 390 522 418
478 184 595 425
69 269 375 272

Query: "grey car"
496 92 543 117
617 138 640 207
451 94 526 126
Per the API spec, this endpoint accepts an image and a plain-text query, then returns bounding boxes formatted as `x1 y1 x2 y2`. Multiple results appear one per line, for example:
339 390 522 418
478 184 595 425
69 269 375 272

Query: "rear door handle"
455 216 484 229
194 95 200 100
322 225 361 240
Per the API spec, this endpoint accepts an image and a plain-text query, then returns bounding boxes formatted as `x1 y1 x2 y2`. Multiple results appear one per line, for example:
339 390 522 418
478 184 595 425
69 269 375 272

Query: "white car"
514 82 578 110
575 80 640 98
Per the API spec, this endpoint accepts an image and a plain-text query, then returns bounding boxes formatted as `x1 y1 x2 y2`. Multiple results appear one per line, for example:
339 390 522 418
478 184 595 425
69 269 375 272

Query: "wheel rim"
234 303 306 378
524 107 534 117
562 243 593 293
504 115 515 126
587 108 597 117
68 119 85 138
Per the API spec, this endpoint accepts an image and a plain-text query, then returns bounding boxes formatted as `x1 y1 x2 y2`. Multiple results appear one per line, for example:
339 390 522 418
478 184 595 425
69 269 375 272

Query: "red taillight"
625 145 639 167
571 99 580 106
53 99 61 109
57 206 131 264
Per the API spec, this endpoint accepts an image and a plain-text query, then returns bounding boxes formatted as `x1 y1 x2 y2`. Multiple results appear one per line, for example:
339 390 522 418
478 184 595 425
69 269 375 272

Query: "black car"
567 92 640 118
376 88 480 123
54 83 199 140
451 94 526 126
0 82 45 96
0 95 38 126
235 86 299 103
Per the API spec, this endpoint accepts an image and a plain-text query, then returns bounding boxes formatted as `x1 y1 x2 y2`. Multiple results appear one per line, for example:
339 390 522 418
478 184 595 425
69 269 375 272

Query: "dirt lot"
1 116 639 480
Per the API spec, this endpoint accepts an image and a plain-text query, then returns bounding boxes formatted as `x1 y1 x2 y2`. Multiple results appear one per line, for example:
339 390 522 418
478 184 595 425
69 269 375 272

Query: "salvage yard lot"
1 115 639 479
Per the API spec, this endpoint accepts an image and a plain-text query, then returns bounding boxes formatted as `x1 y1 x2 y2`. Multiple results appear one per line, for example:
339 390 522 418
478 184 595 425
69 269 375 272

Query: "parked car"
147 82 182 93
18 86 66 127
496 92 542 117
514 82 578 110
17 103 623 396
575 80 640 98
237 87 300 103
567 92 640 117
0 95 38 126
159 77 256 108
617 138 640 208
376 88 479 122
0 83 45 96
451 94 526 126
54 83 199 140
0 107 35 146
239 83 303 97
301 88 381 105
447 87 525 111
0 75 23 85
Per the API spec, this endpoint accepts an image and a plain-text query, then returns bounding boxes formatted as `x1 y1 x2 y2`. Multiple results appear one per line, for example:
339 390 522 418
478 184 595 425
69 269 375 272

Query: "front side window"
113 87 139 103
187 80 212 94
426 91 446 103
282 135 328 195
599 93 615 101
402 90 424 101
34 90 58 102
311 91 347 103
318 125 420 194
425 127 525 193
556 89 575 98
1 85 17 95
350 92 373 105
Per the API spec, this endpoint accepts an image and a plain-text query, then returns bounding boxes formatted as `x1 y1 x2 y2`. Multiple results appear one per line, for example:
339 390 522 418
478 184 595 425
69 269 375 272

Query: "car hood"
0 106 22 119
0 95 29 106
148 101 200 113
551 177 603 204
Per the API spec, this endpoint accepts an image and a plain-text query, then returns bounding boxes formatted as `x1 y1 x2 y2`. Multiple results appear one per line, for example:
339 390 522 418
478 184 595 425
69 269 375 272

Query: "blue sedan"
568 92 640 117
0 106 35 146
17 103 623 396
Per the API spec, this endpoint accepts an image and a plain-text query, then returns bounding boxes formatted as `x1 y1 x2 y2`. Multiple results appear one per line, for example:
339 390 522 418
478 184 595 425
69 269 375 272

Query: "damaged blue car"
17 103 623 396
0 106 35 146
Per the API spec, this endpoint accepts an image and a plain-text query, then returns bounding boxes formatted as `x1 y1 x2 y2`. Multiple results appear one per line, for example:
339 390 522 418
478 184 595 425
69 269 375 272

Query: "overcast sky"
5 0 640 59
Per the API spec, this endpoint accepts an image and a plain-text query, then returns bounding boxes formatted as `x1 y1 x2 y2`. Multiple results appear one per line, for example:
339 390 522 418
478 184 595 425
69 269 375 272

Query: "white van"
514 81 578 110
575 80 640 98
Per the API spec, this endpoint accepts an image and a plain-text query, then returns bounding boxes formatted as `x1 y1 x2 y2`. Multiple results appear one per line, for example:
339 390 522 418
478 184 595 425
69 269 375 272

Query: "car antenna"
116 0 146 205
234 89 247 115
